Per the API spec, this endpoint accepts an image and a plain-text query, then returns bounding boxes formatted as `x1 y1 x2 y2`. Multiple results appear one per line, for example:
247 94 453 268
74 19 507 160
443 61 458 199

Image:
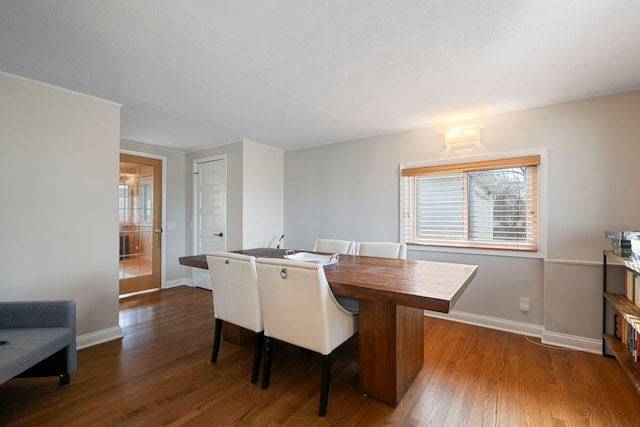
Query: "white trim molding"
165 278 194 288
425 309 544 338
544 258 601 267
425 309 600 354
76 326 123 350
541 330 601 354
0 70 122 106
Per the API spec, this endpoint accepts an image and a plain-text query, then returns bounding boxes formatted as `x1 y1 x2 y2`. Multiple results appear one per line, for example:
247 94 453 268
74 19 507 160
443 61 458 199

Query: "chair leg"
251 331 264 384
262 336 273 389
211 318 223 363
59 373 70 385
319 354 332 417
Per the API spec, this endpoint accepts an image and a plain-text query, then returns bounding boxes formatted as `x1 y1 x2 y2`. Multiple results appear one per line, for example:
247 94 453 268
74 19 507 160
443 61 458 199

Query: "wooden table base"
358 299 425 406
222 323 255 345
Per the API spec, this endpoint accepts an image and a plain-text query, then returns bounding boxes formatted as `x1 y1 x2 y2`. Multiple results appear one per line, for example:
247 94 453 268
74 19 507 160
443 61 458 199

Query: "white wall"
285 136 401 244
120 141 187 287
183 140 284 285
283 90 640 352
0 72 122 344
186 139 284 254
242 140 284 249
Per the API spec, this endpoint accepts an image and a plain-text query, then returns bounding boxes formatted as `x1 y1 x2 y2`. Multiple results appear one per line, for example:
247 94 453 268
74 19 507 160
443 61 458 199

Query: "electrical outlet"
519 297 530 314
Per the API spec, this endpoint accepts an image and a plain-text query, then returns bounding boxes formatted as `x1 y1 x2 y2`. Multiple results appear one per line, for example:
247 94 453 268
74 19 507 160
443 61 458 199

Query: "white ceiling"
1 0 639 152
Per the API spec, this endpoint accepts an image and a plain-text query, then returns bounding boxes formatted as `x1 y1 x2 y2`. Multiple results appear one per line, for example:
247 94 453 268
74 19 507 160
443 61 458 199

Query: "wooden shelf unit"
603 250 640 395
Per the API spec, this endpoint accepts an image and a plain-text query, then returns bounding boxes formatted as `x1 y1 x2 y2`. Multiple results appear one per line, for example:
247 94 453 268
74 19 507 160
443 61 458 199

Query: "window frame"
400 150 546 258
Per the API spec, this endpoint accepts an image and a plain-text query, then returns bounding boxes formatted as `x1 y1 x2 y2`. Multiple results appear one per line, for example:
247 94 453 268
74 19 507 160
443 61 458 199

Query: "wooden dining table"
179 248 477 407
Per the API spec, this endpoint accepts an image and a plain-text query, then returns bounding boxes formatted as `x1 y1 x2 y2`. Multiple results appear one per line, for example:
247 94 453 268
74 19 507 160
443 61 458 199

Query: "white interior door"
193 156 226 289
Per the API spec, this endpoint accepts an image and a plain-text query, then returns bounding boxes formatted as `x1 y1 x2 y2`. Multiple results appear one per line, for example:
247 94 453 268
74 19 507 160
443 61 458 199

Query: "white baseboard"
541 330 601 354
76 295 600 354
165 278 193 288
425 309 545 338
425 310 601 354
76 280 201 350
171 277 210 290
76 325 123 350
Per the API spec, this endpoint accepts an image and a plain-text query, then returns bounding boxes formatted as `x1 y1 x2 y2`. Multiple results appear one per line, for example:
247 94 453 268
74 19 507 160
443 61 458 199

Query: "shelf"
604 292 640 331
603 249 640 397
604 334 640 395
605 250 627 266
605 250 640 274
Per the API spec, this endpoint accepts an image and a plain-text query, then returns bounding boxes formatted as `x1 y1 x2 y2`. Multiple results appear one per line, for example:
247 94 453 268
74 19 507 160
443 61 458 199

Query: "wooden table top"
179 248 477 313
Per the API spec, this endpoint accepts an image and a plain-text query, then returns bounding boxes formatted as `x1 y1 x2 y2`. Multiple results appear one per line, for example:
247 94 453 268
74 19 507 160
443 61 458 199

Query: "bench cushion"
0 327 72 384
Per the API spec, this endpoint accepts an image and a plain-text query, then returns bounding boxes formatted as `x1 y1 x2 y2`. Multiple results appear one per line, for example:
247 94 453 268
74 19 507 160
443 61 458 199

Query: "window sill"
407 243 545 259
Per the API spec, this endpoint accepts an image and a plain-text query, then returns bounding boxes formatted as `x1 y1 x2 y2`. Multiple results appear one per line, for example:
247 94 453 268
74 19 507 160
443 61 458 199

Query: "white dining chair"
356 241 407 259
206 251 263 384
255 257 359 417
312 239 359 313
313 239 356 255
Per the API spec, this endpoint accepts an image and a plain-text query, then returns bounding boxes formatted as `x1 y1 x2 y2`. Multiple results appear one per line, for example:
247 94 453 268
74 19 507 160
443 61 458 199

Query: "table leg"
358 299 424 406
222 323 254 345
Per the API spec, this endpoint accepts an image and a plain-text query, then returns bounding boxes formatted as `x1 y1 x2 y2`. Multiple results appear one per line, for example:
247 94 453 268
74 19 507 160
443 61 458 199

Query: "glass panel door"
119 154 162 295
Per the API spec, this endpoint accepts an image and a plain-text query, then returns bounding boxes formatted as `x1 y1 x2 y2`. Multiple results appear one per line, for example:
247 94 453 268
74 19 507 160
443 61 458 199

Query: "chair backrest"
206 252 262 333
313 239 356 255
256 258 357 355
355 242 407 259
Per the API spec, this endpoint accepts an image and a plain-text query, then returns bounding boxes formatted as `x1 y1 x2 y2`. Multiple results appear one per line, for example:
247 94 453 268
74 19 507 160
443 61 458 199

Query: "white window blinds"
401 155 540 251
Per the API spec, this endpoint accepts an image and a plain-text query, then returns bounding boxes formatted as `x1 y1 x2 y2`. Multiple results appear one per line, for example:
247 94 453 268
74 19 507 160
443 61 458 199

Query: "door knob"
154 228 163 233
214 232 223 237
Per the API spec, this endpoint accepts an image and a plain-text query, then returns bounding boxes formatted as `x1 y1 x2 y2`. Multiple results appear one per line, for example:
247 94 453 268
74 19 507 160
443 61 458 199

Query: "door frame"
120 149 167 289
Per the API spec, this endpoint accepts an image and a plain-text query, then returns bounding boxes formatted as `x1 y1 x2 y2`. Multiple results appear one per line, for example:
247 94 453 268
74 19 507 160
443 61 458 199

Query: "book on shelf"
624 270 640 304
613 240 632 249
629 325 639 362
605 230 640 257
622 255 640 275
614 246 633 257
626 270 635 302
614 310 640 362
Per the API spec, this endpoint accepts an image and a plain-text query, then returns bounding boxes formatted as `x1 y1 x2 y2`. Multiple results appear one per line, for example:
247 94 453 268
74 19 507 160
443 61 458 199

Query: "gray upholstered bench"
0 300 77 386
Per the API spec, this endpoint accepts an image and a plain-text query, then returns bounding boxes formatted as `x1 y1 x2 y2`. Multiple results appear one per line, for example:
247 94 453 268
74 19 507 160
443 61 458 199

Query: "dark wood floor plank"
2 285 640 426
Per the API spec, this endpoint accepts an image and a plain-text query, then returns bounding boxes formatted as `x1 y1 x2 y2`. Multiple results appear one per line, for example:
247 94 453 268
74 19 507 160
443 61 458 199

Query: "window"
401 155 540 251
118 179 154 224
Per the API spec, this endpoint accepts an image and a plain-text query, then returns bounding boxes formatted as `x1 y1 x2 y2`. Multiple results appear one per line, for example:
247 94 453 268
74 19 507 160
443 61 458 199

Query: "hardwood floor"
2 286 640 426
